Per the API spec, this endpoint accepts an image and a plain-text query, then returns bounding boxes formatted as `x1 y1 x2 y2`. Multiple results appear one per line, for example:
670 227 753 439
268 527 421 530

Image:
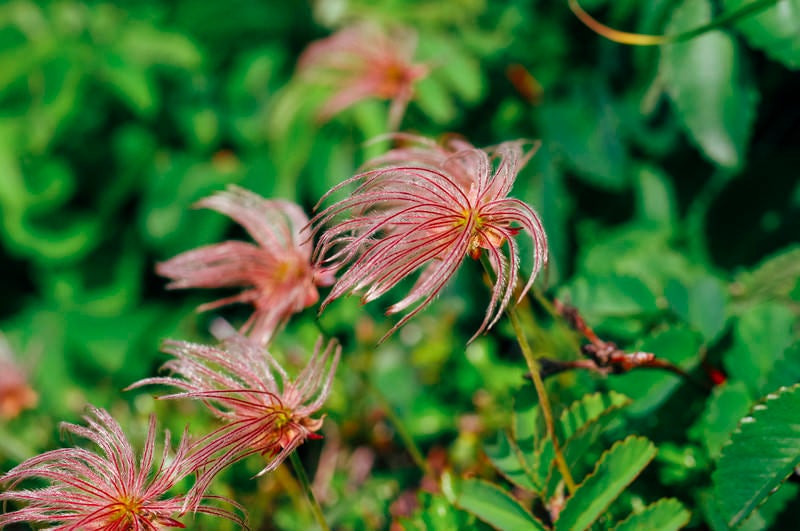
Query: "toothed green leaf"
713 383 800 527
555 436 657 531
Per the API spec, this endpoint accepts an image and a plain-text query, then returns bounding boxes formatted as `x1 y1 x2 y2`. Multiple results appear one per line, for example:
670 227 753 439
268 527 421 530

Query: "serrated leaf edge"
555 435 657 531
713 383 800 527
541 392 633 497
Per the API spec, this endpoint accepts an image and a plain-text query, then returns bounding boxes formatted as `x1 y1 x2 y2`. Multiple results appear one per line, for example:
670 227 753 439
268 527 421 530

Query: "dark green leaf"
713 383 800 527
689 381 753 459
538 84 629 190
723 302 797 395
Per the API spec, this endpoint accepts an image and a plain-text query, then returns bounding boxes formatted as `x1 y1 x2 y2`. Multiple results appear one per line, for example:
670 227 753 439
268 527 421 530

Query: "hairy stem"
290 451 330 531
507 305 577 495
479 256 576 494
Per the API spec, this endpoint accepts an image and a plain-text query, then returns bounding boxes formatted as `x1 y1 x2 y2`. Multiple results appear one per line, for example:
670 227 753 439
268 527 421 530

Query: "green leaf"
538 84 629 190
453 478 546 531
117 25 202 69
561 275 661 321
612 498 691 531
484 431 539 492
689 381 753 459
507 385 549 492
713 383 800 527
660 0 758 169
420 34 484 103
535 149 571 285
738 482 799 531
139 155 243 255
559 391 631 441
725 0 800 69
413 76 458 124
99 55 158 117
732 244 800 307
513 385 546 455
723 302 797 395
542 392 632 496
575 227 695 293
665 274 728 344
764 343 800 393
555 436 657 531
633 164 678 227
702 481 799 531
487 392 631 497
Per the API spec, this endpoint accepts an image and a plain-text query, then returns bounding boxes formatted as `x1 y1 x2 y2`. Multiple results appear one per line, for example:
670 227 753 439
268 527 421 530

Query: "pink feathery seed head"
311 135 548 342
126 323 340 509
297 23 430 131
156 185 331 346
0 406 246 530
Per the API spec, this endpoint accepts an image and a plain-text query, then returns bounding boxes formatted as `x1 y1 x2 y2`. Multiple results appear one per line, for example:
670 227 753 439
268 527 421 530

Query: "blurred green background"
1 0 798 529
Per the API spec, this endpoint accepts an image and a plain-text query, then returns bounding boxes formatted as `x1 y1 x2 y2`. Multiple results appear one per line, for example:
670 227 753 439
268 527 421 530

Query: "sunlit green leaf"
725 0 800 69
661 0 758 169
99 55 158 116
555 436 657 531
633 164 678 227
454 478 546 531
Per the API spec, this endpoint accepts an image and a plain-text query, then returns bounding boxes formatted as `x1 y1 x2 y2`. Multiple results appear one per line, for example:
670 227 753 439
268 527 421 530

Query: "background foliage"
1 0 798 529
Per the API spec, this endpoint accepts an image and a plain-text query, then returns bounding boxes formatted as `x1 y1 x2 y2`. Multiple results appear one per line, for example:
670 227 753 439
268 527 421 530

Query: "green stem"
479 256 576 494
290 451 330 531
507 306 577 495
